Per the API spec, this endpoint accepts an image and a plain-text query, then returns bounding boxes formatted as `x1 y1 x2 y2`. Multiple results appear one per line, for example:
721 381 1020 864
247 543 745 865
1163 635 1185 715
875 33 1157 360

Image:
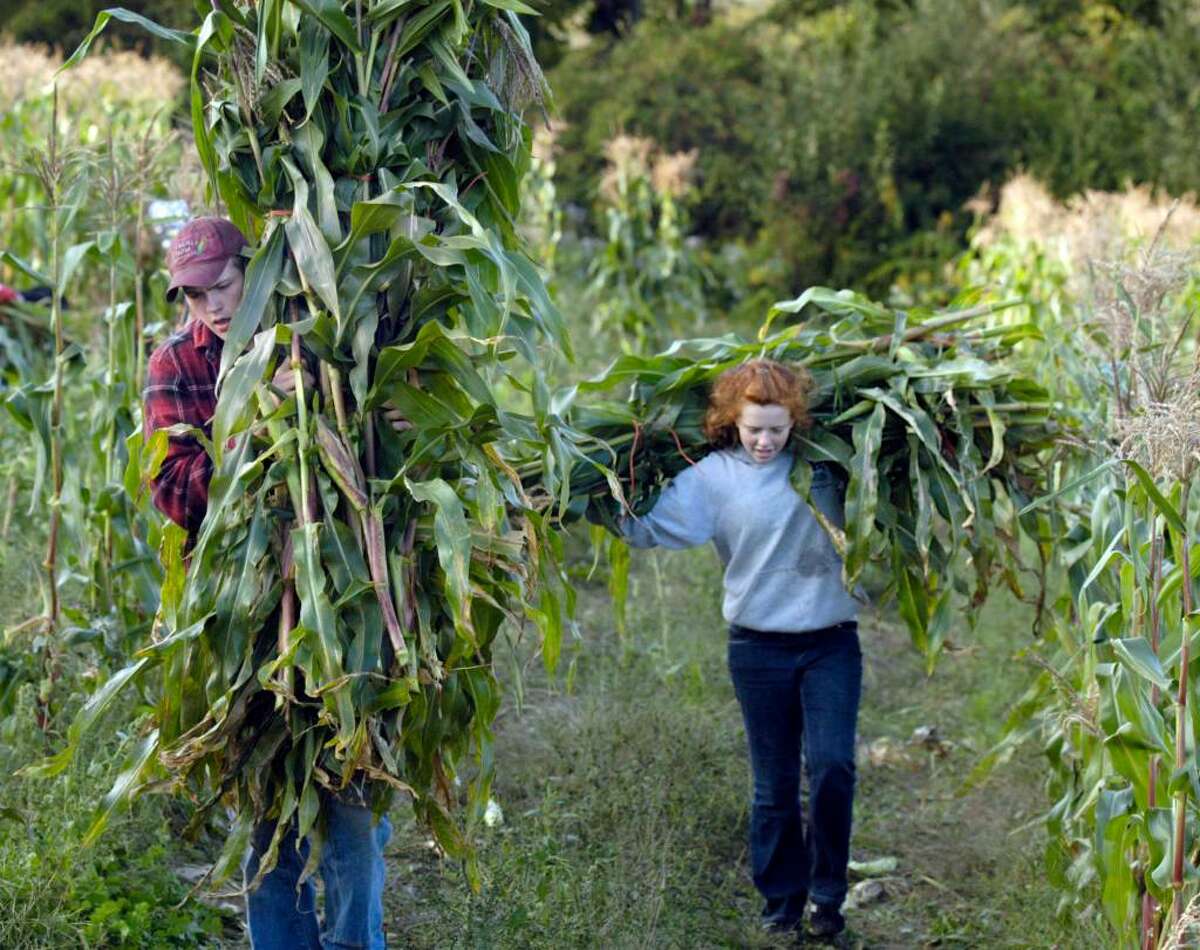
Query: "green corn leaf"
0 251 50 285
190 12 223 226
287 0 363 52
213 327 278 461
61 8 195 73
299 16 332 121
293 121 341 243
1121 459 1186 533
407 477 474 643
479 0 539 13
908 435 933 572
83 730 162 846
842 402 885 585
281 158 341 323
1018 458 1120 516
863 386 965 500
260 78 304 126
220 224 286 382
1110 637 1171 691
394 1 454 60
19 656 152 779
57 241 97 297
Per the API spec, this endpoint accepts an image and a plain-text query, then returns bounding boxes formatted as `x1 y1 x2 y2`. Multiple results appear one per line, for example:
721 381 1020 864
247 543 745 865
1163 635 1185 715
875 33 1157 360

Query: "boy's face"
182 257 244 340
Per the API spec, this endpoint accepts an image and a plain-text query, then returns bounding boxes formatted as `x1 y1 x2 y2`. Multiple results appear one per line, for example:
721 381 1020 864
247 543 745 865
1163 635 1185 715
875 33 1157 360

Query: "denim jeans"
244 793 392 949
728 621 862 925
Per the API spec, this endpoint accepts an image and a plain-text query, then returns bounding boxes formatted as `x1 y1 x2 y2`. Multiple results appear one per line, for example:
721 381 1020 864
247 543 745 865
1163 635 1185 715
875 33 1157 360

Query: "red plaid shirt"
143 319 221 536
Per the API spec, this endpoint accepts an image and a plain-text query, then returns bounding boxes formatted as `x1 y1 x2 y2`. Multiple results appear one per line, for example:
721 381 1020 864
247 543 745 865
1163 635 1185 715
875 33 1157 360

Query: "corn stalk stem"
44 86 64 630
835 301 1021 353
1173 481 1193 925
133 186 146 395
377 19 405 110
1 473 17 541
327 364 352 442
289 302 313 526
279 564 296 694
1145 527 1164 950
100 134 121 610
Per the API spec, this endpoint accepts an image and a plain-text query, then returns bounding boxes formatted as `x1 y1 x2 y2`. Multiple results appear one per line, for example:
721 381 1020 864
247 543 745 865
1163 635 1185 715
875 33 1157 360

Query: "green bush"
1033 2 1200 197
549 23 771 239
547 0 1200 296
0 681 232 948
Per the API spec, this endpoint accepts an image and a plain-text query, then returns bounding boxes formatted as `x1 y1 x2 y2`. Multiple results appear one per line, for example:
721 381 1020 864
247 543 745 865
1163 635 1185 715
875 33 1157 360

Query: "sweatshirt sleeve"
143 348 213 535
621 461 715 550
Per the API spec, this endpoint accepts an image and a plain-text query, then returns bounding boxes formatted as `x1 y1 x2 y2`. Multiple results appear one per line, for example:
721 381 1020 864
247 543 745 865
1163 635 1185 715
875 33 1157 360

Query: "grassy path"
384 545 1106 949
0 530 1107 947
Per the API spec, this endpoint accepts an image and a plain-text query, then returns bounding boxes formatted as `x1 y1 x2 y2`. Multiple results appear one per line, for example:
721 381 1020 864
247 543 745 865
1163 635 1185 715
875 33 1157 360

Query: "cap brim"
166 257 229 302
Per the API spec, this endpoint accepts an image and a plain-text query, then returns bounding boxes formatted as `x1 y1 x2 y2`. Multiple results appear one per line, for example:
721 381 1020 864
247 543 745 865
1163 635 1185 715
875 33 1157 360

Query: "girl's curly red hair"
703 359 814 447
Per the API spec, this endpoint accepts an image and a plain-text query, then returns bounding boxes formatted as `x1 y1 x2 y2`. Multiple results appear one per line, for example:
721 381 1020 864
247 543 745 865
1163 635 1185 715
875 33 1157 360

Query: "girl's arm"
621 461 715 550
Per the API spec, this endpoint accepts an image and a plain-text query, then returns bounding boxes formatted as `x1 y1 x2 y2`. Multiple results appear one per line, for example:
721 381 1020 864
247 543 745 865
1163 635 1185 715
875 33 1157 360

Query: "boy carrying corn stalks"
145 217 397 949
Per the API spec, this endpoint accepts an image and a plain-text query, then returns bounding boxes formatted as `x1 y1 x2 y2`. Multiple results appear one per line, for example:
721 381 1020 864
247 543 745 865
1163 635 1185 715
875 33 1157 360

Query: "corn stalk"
36 0 575 884
964 228 1200 944
43 89 66 631
565 287 1063 669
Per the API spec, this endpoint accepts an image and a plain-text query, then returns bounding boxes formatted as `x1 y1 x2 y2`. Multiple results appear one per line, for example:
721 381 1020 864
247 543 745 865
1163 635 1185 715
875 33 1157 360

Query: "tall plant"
587 135 707 353
39 0 578 885
970 229 1200 945
2 42 184 700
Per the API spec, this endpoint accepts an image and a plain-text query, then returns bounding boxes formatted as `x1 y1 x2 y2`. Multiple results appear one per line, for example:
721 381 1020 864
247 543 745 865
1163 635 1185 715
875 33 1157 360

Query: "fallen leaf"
846 879 888 908
848 856 899 877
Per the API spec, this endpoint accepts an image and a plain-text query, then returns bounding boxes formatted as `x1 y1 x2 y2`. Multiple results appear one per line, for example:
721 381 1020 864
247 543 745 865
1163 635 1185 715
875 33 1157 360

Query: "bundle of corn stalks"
560 287 1065 668
38 0 573 886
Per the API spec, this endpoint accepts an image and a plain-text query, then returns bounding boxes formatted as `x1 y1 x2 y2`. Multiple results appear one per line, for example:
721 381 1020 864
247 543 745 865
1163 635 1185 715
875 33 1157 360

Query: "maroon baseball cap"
166 217 249 301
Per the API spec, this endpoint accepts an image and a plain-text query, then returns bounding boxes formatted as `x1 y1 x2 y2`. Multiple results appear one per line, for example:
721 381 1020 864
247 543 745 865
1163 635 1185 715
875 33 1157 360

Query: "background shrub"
548 0 1200 297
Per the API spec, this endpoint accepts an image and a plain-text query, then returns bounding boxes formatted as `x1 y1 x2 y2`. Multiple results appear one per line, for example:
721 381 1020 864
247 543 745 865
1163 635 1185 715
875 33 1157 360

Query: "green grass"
383 540 1110 948
0 682 237 948
0 504 1110 948
0 530 236 949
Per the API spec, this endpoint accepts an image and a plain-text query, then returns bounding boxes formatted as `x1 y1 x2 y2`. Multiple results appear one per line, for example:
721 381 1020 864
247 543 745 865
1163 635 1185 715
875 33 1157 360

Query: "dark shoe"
762 917 804 938
762 892 807 936
809 903 845 940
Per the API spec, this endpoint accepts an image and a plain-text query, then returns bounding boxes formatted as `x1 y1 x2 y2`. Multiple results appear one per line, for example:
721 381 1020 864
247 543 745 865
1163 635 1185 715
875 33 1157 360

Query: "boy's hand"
382 404 412 432
272 363 314 396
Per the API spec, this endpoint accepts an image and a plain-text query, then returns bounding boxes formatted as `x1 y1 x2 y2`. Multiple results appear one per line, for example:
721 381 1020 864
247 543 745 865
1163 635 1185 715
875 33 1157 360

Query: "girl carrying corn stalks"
620 360 864 941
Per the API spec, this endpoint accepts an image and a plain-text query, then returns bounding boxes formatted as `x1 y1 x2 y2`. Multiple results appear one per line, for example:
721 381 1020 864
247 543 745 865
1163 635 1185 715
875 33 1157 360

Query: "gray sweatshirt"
622 447 861 633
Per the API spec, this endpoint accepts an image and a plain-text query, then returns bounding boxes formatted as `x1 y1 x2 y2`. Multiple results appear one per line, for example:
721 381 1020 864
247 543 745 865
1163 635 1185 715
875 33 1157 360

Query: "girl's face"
736 401 793 464
182 257 244 339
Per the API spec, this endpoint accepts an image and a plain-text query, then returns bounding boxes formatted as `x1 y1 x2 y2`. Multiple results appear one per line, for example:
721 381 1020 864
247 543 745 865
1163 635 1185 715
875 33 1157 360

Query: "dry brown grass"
976 174 1200 268
1117 388 1200 483
977 175 1200 462
599 133 656 204
1162 891 1200 950
0 41 183 115
650 148 698 199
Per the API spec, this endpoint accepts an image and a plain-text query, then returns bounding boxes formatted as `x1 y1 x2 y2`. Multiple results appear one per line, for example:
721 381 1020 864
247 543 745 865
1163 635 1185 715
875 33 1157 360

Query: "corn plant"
967 228 1200 945
586 135 709 353
1 43 183 677
563 286 1065 670
36 0 579 886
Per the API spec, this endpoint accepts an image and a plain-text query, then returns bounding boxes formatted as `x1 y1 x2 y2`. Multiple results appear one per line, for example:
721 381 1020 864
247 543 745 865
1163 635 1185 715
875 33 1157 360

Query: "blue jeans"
244 793 392 949
728 621 862 925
